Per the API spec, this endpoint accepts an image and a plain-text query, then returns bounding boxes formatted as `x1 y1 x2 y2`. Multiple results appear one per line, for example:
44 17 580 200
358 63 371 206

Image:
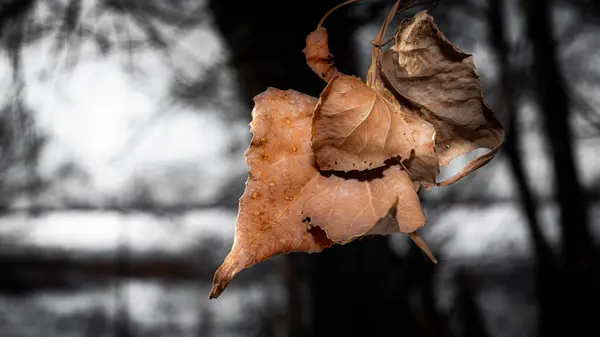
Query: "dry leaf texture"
311 74 437 175
381 11 504 179
303 27 341 82
305 26 440 186
211 4 504 300
210 88 425 298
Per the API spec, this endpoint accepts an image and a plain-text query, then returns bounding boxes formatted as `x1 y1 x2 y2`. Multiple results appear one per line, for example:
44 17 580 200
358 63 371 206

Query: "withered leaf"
303 27 341 83
304 1 441 187
210 1 501 300
365 208 438 263
210 88 425 299
380 10 504 186
311 74 439 185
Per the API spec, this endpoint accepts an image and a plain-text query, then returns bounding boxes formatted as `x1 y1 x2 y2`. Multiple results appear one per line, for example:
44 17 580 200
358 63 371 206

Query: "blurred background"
0 0 599 336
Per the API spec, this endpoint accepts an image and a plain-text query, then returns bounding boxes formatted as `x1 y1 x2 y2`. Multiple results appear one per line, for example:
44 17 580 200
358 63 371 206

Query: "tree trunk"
453 268 487 337
208 0 359 110
406 245 453 337
487 1 562 336
523 0 600 334
308 237 417 337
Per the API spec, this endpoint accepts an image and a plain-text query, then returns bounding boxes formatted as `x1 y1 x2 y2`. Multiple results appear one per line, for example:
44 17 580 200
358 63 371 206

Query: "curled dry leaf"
303 27 341 83
370 78 440 187
210 88 426 299
311 74 439 183
304 25 440 186
304 0 442 187
380 10 504 186
211 1 502 300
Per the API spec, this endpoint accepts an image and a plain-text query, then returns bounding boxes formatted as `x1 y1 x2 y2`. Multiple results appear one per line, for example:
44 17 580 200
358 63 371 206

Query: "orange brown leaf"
210 88 426 299
303 27 341 82
311 74 439 186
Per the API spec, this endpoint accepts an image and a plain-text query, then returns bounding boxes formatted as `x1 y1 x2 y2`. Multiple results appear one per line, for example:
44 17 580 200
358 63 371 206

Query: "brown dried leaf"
366 207 437 263
304 2 441 187
210 88 425 299
303 27 341 82
380 10 504 185
371 76 441 187
310 74 439 185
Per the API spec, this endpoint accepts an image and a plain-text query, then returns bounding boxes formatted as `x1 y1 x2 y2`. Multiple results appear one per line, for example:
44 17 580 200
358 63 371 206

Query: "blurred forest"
1 0 600 337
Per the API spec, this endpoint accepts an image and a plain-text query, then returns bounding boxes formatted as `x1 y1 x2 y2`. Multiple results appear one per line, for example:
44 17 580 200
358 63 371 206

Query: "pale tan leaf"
311 74 438 185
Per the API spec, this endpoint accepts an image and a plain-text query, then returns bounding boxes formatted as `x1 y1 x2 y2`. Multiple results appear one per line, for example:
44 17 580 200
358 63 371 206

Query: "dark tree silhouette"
486 1 562 336
452 268 487 337
406 244 453 337
524 0 600 335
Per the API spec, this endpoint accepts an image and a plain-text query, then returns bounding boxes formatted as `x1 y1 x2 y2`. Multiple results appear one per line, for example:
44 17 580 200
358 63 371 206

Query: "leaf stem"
367 0 406 87
409 232 438 264
317 0 362 28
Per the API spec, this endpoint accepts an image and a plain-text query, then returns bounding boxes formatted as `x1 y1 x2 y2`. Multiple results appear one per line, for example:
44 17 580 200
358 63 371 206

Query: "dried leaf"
302 0 363 82
304 1 441 187
303 27 341 82
310 74 439 185
210 2 500 300
210 88 425 298
365 208 437 263
372 76 442 187
380 10 504 185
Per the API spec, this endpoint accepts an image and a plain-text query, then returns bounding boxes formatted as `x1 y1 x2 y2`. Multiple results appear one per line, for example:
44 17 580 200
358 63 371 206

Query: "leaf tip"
208 284 225 300
209 269 232 299
209 253 243 299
